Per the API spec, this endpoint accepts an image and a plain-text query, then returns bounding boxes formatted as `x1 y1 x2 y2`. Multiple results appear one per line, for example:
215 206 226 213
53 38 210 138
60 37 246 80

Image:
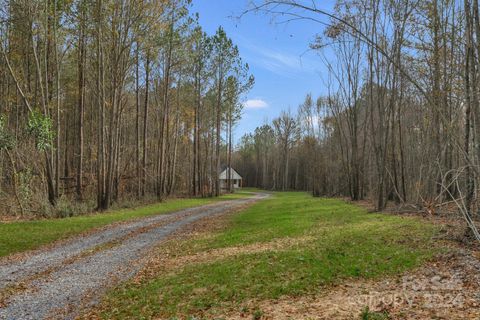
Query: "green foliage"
361 306 390 320
252 309 263 320
211 25 253 120
238 133 256 160
18 168 33 203
27 110 55 151
0 114 15 151
254 124 275 150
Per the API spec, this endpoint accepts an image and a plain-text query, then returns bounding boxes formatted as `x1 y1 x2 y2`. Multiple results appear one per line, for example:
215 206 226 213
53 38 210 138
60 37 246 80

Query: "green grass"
0 190 255 258
99 192 440 319
361 306 391 320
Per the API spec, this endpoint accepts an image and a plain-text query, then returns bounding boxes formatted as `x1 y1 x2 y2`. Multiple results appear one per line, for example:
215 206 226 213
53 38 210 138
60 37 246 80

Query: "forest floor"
0 192 268 320
80 192 480 320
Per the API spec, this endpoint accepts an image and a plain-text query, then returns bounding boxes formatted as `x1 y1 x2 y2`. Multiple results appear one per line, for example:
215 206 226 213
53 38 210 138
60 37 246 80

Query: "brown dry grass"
135 235 316 283
214 250 480 320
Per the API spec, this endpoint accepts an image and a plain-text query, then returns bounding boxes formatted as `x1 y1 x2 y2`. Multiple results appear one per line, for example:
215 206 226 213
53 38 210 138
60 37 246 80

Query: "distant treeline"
236 0 480 225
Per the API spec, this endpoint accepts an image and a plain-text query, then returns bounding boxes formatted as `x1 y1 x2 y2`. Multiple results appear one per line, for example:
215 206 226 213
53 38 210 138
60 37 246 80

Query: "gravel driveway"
0 193 268 320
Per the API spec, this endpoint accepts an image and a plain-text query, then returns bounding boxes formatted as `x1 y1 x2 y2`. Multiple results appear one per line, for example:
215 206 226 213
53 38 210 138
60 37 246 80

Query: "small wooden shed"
219 167 242 190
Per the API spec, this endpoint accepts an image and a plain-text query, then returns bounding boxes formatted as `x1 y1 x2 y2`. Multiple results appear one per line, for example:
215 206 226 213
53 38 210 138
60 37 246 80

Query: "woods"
2 0 480 231
0 0 252 216
2 2 480 318
235 0 480 237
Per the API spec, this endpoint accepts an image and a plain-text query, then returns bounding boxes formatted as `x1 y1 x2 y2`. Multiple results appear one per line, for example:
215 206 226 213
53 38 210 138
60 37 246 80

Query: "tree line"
0 0 252 216
235 0 480 238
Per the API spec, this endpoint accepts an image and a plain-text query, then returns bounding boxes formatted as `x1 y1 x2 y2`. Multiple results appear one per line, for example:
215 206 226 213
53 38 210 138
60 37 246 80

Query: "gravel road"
0 193 268 320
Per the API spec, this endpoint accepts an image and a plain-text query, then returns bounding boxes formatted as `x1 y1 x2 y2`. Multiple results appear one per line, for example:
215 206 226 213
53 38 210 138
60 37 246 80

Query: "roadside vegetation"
95 192 440 319
0 190 254 258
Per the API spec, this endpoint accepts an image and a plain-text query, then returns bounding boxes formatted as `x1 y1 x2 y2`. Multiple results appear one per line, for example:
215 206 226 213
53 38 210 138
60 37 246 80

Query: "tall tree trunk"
96 0 105 210
135 44 140 198
159 49 172 199
227 113 232 193
76 4 85 199
464 0 475 212
215 72 223 197
142 53 150 196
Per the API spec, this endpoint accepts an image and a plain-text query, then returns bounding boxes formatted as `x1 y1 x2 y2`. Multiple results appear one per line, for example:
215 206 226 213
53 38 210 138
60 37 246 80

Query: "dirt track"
0 193 268 320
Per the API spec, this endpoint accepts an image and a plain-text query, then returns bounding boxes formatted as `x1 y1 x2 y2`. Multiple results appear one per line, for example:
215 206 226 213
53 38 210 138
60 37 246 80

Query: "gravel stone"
0 193 268 320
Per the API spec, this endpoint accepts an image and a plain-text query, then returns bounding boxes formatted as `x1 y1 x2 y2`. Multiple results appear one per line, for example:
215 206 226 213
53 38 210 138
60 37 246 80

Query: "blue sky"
191 0 336 142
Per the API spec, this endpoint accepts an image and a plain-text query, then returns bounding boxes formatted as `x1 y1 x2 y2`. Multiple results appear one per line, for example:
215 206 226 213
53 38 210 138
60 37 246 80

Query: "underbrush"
1 189 255 220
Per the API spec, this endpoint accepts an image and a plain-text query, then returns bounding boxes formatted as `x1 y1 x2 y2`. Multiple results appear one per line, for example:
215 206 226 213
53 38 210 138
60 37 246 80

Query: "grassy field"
0 190 254 258
97 192 440 319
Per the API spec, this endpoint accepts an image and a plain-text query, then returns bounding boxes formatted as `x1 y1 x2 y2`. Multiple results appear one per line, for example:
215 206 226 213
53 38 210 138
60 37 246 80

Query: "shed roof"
219 167 242 180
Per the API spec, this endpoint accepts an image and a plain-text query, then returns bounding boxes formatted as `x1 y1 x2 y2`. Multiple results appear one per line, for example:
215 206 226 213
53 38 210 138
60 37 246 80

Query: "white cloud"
236 35 317 76
243 99 269 109
259 50 300 69
250 47 304 76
